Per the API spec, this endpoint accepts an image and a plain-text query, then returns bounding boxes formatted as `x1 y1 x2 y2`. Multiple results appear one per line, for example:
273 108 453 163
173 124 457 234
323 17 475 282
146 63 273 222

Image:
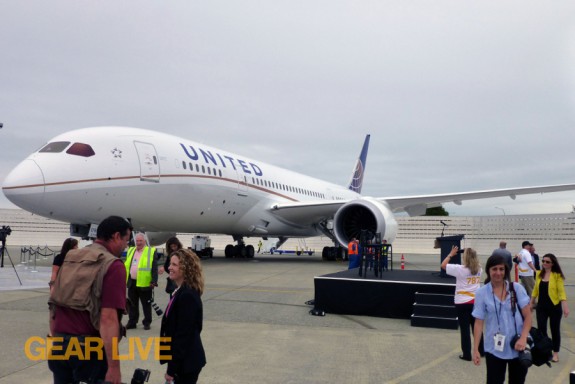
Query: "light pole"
495 206 506 216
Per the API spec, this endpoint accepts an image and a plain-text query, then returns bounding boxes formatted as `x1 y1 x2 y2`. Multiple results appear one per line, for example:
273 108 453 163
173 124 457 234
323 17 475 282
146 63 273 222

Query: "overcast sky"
1 1 575 216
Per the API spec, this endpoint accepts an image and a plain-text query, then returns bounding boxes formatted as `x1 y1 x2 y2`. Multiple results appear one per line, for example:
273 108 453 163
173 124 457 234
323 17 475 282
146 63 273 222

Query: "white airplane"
3 127 575 258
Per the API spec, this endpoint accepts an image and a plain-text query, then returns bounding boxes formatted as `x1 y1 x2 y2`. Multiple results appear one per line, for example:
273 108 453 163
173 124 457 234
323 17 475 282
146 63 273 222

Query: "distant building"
1 208 574 257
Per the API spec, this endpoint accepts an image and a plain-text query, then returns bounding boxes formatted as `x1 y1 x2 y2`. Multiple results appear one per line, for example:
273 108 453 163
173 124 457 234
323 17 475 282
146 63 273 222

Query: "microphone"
440 220 448 226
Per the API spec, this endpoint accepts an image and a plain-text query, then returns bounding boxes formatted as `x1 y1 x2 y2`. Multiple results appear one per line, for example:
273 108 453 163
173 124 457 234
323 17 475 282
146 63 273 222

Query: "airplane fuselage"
3 127 360 238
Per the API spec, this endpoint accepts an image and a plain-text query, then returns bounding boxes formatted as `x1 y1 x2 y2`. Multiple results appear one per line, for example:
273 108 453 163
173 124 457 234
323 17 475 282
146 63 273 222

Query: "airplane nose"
2 159 46 210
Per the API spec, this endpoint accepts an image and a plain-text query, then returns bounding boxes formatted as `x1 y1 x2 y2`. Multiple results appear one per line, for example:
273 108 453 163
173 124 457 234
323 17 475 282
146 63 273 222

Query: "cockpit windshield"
39 141 70 153
37 141 95 157
66 143 96 157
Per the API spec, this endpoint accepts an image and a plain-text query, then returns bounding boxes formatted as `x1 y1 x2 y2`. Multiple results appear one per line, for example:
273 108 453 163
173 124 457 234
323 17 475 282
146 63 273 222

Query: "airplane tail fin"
347 134 370 194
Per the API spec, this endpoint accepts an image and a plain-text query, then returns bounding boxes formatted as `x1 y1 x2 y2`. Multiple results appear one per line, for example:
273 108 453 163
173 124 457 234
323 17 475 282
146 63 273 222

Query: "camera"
95 368 150 384
0 226 12 242
131 368 151 384
149 297 163 316
510 335 533 368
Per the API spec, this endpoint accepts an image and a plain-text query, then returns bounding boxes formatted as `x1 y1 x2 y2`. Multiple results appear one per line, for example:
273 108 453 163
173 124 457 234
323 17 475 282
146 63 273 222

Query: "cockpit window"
39 141 70 153
66 143 95 157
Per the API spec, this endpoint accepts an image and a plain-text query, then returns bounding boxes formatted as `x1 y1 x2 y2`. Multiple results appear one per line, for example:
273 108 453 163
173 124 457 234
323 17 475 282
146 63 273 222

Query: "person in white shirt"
515 241 536 297
441 246 484 361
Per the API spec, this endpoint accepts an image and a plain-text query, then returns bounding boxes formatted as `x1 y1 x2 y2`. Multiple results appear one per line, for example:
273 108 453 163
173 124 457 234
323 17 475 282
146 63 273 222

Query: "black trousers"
48 334 107 384
455 303 484 359
174 369 201 384
484 353 528 384
536 303 563 352
127 278 153 326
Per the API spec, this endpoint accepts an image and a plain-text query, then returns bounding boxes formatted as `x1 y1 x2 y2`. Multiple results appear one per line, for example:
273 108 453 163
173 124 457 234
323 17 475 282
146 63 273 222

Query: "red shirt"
53 259 126 336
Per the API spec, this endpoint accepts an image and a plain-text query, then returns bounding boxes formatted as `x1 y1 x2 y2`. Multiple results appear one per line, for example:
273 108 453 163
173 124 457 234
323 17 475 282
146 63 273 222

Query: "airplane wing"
270 201 345 227
382 183 575 216
271 183 575 225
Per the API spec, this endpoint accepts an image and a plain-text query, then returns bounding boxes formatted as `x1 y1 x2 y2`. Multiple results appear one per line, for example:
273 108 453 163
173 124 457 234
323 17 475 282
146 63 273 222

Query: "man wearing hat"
516 241 537 297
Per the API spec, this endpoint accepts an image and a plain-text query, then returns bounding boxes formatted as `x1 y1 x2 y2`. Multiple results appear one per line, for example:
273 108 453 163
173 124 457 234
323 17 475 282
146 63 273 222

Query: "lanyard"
491 282 506 333
165 288 179 317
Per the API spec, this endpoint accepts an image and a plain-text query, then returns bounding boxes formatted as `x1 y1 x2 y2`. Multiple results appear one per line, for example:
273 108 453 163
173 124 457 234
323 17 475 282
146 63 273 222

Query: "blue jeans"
348 254 360 269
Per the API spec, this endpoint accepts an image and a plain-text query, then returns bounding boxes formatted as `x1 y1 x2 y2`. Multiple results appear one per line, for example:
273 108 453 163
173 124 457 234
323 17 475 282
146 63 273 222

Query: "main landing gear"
224 236 255 258
322 246 346 261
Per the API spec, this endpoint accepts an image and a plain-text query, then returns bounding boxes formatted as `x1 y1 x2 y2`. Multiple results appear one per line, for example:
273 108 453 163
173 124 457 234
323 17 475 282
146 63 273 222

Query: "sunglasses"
542 260 552 264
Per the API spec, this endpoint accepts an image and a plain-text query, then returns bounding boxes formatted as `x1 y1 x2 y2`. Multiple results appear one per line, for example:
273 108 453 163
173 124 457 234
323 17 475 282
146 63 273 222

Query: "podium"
436 234 464 277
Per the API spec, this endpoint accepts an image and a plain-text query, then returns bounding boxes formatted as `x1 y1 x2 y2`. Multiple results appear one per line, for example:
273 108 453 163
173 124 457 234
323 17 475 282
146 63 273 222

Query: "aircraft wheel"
322 246 329 260
246 245 255 258
337 247 346 260
326 247 337 261
225 244 235 258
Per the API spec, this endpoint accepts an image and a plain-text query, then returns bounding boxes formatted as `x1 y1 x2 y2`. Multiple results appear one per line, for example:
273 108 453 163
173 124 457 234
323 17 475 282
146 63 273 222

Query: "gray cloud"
1 0 574 216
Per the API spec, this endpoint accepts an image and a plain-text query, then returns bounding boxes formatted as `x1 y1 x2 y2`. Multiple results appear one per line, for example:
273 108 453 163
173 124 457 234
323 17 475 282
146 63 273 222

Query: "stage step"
412 303 457 318
413 292 454 306
411 314 458 330
411 292 457 330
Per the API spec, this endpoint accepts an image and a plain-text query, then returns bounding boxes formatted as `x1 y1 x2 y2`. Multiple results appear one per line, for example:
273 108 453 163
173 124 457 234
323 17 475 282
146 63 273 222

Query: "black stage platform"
314 269 456 319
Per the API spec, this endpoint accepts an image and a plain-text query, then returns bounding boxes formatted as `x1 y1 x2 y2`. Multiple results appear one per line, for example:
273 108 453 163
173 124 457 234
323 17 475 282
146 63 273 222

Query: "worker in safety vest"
348 237 360 269
382 240 389 271
125 233 159 330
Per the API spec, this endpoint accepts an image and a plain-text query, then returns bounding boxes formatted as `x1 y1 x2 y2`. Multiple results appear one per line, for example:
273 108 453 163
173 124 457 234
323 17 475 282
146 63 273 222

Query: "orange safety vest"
348 241 358 255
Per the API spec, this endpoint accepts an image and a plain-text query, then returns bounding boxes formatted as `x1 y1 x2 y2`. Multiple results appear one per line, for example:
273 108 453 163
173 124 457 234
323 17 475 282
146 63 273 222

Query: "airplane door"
134 141 160 182
235 170 248 196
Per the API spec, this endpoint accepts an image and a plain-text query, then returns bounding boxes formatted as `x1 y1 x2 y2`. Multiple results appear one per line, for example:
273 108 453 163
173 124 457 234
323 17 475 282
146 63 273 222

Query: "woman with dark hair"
529 253 569 363
441 246 484 361
49 238 78 293
48 237 79 335
160 249 206 384
472 254 532 384
164 237 183 295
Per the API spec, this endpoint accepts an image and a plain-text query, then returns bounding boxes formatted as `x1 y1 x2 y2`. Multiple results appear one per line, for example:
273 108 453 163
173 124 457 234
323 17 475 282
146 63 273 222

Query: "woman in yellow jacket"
529 253 570 363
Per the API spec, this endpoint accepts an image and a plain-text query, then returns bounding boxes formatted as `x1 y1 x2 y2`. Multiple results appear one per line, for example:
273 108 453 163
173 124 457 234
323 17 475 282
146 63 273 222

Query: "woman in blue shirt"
472 254 532 384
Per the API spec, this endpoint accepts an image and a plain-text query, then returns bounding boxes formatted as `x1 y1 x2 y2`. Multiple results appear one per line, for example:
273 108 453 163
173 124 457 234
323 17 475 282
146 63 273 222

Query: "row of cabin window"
250 176 325 198
182 161 223 178
181 161 325 199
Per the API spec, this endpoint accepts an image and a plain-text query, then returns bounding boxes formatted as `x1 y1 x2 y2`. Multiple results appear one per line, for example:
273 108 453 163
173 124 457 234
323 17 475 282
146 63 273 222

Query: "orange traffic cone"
401 254 405 270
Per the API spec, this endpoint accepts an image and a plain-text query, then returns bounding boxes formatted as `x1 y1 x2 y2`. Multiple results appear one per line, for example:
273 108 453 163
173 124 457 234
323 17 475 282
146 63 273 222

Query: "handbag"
509 282 553 367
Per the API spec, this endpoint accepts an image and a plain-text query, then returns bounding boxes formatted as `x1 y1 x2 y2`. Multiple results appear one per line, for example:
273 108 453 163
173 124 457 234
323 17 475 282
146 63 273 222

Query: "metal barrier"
20 245 57 272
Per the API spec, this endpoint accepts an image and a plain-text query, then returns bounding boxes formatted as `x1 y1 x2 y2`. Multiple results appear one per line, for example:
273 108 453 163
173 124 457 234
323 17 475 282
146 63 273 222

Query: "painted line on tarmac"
385 347 459 384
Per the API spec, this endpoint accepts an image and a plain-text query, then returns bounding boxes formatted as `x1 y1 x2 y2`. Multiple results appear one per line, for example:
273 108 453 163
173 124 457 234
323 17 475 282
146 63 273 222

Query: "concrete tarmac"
1 251 574 383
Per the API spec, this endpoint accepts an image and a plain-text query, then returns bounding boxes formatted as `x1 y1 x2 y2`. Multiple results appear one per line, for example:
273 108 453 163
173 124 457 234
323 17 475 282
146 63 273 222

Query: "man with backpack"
48 216 132 384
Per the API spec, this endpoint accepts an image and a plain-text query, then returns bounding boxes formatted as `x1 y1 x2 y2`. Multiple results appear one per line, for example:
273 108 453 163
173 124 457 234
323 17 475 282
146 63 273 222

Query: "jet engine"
146 232 177 246
333 197 398 247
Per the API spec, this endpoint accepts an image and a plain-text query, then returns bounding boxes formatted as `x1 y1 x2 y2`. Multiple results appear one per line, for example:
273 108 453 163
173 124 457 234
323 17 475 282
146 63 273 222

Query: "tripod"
1 242 22 285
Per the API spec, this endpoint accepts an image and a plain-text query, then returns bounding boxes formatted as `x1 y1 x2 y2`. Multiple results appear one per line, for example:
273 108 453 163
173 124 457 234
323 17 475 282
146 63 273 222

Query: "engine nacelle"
333 197 398 248
146 232 177 247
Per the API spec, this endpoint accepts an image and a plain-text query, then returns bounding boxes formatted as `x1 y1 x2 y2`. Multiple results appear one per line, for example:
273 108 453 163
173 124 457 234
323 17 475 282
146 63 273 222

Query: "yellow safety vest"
124 246 155 287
